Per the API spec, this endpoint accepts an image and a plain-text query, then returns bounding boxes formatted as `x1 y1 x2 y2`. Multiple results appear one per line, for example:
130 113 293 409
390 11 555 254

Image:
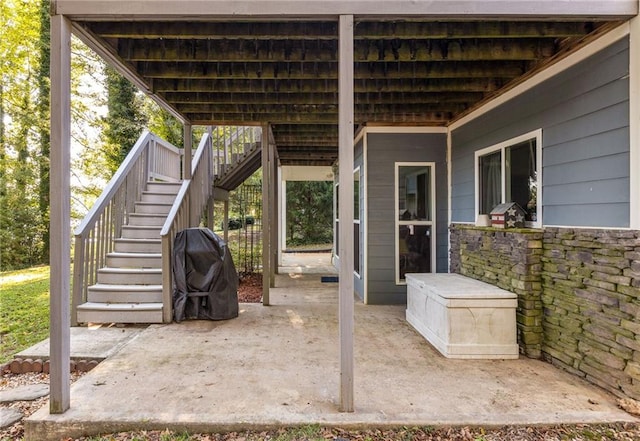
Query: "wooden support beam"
176 103 468 115
154 77 503 93
49 14 72 414
184 122 192 179
161 90 484 105
261 122 271 305
90 20 596 41
187 111 452 125
120 38 556 62
338 14 355 414
138 60 528 80
90 21 339 39
52 0 640 18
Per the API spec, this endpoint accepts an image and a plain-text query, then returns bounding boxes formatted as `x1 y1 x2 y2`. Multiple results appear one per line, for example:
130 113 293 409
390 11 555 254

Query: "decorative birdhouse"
489 202 526 229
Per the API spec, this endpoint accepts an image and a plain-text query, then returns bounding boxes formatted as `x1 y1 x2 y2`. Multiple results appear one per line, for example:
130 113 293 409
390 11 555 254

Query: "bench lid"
406 273 517 299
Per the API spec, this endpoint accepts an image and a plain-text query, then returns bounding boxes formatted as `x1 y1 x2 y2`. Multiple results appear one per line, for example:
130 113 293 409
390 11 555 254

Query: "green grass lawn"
0 265 50 364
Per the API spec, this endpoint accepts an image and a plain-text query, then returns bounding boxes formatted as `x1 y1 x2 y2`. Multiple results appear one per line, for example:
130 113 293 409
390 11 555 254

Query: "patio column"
270 140 278 281
279 172 286 264
338 14 355 413
261 123 271 305
49 14 71 414
631 15 640 229
184 122 192 180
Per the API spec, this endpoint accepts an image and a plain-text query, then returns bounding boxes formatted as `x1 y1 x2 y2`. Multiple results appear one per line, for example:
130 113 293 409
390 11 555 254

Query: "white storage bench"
406 273 519 359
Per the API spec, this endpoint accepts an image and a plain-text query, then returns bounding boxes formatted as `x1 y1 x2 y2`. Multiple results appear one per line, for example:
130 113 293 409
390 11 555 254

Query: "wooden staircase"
76 181 181 324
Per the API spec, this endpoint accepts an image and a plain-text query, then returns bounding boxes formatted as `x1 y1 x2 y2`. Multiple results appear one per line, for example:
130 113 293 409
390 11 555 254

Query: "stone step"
106 252 162 268
87 284 163 303
114 238 161 253
121 225 162 240
77 302 163 324
128 213 167 227
134 202 172 215
140 191 177 205
97 267 162 285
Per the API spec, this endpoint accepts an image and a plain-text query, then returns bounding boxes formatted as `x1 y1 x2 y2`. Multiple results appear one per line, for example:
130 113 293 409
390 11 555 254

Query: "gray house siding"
451 37 630 228
365 132 448 304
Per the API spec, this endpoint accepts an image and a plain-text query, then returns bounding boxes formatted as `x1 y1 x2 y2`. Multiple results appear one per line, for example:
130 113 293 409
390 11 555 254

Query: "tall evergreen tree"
37 0 51 263
0 0 43 270
103 66 146 173
286 181 333 246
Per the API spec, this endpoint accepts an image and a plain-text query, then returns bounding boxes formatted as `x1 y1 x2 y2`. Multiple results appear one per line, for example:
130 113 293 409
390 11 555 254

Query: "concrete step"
114 238 161 253
146 181 182 194
106 252 162 268
121 225 162 240
87 284 163 303
77 302 163 324
140 191 177 205
97 267 162 285
134 202 172 215
128 213 167 227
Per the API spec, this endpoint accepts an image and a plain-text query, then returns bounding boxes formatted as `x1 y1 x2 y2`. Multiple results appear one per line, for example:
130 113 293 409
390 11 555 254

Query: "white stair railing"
72 131 182 324
160 132 214 322
213 126 262 178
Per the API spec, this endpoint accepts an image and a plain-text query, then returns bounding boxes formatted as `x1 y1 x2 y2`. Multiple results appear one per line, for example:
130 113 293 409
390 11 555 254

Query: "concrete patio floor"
25 256 638 440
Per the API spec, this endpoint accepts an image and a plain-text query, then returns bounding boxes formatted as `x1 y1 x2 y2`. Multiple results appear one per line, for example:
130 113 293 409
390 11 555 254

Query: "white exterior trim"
474 129 543 228
543 224 635 230
446 129 452 272
394 161 437 286
53 0 639 18
354 166 361 279
450 22 631 131
630 15 640 229
278 167 285 264
364 126 448 134
362 133 369 304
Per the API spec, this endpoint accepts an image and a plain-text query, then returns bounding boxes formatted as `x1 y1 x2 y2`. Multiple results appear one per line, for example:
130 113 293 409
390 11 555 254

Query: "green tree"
286 181 333 246
102 66 146 173
37 0 51 263
0 0 44 270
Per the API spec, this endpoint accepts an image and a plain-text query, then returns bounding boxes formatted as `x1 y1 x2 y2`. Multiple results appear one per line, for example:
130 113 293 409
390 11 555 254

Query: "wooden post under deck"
261 123 271 305
338 14 355 413
49 14 72 414
184 123 192 180
270 136 278 283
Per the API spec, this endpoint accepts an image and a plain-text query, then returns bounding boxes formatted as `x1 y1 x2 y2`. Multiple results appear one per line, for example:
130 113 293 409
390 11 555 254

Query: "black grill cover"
172 228 239 322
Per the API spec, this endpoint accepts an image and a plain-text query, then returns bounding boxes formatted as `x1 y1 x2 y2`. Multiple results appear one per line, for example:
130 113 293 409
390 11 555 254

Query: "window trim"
394 162 436 285
474 129 543 228
354 166 361 278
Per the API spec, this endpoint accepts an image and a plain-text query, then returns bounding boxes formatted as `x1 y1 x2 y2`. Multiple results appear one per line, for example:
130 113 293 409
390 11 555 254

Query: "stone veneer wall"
450 224 640 401
541 228 640 401
449 225 544 358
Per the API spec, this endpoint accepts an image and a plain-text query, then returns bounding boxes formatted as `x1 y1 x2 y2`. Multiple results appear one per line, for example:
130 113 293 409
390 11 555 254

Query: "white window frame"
354 166 361 278
334 182 339 259
395 162 436 285
474 129 543 228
